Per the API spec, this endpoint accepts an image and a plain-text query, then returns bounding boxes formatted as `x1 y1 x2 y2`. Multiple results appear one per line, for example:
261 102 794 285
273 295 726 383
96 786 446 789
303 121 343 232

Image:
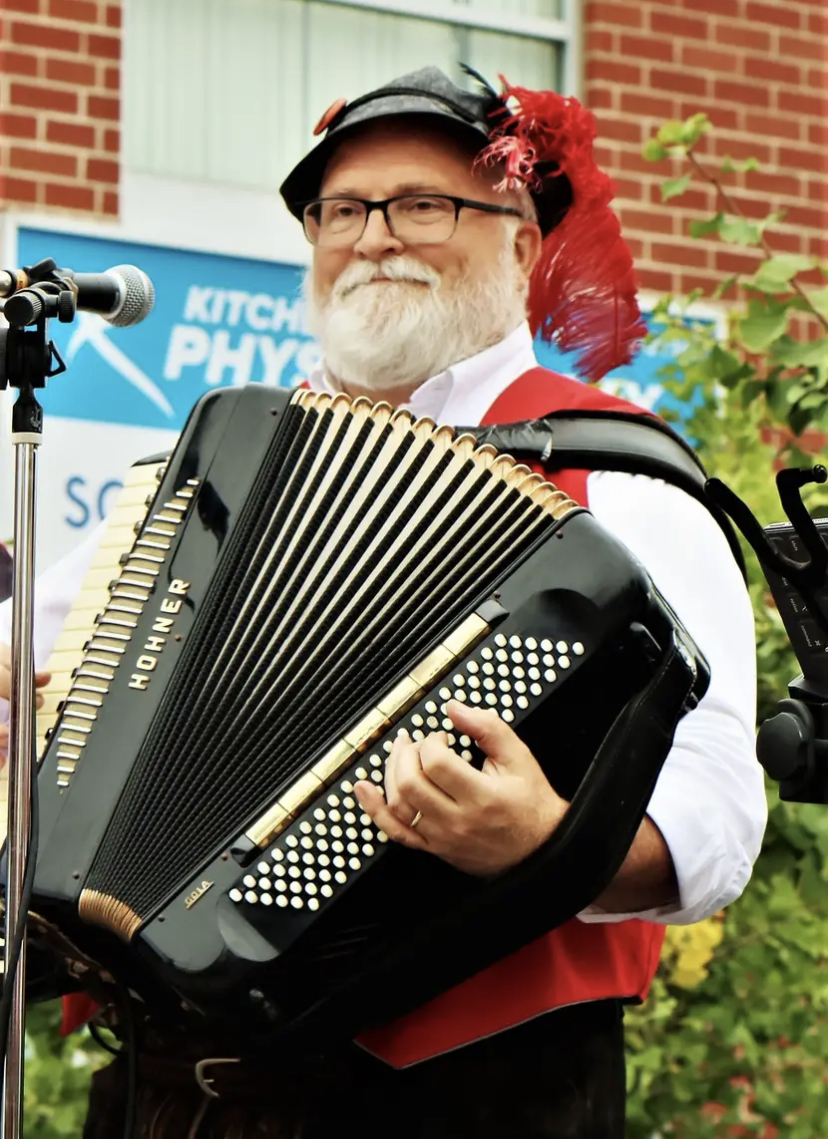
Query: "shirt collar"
306 321 537 427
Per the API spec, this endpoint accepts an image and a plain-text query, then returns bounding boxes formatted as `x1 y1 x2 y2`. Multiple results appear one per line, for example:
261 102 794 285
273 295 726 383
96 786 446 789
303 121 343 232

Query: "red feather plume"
477 79 646 383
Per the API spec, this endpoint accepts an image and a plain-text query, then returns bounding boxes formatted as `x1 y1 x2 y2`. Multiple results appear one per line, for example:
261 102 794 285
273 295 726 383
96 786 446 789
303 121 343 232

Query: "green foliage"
626 114 828 1139
22 1003 107 1137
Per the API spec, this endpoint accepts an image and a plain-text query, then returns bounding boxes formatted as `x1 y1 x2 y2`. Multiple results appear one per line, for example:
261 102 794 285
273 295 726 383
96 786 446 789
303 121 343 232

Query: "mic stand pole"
3 386 40 1139
0 285 70 1139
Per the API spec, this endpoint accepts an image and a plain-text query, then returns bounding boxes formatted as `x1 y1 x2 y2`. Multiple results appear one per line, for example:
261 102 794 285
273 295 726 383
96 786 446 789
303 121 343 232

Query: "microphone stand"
0 282 72 1139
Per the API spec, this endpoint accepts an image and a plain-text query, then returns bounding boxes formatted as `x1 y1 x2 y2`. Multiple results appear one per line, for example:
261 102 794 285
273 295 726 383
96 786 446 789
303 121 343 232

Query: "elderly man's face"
311 122 538 302
304 120 542 400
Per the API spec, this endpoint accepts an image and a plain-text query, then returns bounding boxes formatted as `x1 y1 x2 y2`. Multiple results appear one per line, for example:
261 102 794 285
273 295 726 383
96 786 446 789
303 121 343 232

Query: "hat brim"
280 103 490 222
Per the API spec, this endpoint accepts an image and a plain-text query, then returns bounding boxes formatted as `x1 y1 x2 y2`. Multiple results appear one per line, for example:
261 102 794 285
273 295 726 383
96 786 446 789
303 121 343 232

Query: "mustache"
331 257 442 301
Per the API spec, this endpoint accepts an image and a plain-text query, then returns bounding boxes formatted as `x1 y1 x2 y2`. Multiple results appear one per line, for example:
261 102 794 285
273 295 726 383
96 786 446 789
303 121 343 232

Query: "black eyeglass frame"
300 194 526 245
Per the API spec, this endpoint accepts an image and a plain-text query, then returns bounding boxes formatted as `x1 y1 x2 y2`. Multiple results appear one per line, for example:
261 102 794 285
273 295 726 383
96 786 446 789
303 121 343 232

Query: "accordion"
26 386 708 1047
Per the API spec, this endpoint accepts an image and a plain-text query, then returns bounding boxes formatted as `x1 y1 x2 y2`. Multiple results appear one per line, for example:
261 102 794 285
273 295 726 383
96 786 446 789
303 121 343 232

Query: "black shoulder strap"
467 409 747 580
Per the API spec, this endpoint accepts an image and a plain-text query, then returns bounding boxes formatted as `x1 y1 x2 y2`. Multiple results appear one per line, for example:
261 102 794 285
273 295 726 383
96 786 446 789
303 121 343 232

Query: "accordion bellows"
29 386 706 1042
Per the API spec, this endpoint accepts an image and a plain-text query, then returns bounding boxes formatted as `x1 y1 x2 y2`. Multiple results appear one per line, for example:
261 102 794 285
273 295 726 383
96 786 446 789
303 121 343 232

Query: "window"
124 0 579 192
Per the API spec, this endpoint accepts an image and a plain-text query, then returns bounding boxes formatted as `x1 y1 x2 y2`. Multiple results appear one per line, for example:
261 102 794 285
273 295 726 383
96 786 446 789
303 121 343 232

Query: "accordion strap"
283 624 703 1047
466 410 746 580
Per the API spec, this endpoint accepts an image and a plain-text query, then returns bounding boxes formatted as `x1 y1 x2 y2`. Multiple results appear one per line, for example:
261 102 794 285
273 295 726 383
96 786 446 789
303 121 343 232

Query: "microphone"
0 264 155 328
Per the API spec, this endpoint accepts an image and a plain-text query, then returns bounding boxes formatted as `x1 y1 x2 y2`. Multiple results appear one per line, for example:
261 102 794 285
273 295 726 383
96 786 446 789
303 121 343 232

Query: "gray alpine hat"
279 66 572 236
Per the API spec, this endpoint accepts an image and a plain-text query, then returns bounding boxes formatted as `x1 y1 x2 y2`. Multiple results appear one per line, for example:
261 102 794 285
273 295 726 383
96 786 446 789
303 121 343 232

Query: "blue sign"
16 226 693 430
16 228 320 430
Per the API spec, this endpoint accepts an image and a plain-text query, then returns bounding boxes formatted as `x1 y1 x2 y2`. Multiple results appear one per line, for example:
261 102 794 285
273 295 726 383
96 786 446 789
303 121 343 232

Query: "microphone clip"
0 259 73 397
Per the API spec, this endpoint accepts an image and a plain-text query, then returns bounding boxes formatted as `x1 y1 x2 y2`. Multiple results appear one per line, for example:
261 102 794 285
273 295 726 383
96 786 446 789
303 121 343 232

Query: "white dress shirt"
0 322 766 927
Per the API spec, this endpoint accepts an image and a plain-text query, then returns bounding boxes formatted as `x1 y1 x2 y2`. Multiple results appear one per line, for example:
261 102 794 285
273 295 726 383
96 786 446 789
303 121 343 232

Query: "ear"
512 219 543 284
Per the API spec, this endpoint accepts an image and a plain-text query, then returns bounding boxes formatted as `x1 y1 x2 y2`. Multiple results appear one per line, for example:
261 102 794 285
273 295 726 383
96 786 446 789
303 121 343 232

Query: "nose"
352 206 405 261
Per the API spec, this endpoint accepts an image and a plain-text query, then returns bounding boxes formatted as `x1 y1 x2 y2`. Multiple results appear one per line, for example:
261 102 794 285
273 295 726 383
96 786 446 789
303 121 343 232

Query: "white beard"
304 246 527 395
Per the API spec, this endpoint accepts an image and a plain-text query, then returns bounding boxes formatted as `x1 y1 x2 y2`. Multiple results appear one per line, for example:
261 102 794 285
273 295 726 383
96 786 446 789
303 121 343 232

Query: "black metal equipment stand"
707 467 828 805
0 263 74 1139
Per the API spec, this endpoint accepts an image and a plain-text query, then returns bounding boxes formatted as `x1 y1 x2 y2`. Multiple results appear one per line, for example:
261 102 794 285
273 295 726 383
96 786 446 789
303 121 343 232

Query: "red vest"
63 366 667 1047
357 366 666 1067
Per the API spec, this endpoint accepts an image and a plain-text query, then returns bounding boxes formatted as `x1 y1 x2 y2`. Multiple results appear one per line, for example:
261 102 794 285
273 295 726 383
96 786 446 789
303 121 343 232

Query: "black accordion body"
26 386 708 1048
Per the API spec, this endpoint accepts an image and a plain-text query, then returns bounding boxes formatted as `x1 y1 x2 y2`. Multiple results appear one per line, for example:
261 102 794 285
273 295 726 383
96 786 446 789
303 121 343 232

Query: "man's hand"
354 700 567 877
0 642 51 762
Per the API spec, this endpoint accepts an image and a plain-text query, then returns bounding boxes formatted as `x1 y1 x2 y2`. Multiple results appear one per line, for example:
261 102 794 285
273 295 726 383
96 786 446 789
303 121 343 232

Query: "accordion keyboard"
34 461 165 772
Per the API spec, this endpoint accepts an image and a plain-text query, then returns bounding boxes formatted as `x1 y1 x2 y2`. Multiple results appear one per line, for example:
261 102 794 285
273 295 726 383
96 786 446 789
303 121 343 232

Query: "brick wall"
0 0 121 220
585 0 828 297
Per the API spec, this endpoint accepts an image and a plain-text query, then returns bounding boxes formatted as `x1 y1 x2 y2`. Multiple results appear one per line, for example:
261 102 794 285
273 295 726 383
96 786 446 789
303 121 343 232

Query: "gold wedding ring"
410 810 423 830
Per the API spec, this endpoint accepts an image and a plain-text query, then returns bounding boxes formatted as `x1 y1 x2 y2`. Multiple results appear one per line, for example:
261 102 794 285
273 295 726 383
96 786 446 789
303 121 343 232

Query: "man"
0 68 765 1138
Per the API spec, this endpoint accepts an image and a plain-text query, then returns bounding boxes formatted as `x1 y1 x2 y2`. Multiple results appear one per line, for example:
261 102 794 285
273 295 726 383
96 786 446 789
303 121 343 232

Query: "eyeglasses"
301 194 524 248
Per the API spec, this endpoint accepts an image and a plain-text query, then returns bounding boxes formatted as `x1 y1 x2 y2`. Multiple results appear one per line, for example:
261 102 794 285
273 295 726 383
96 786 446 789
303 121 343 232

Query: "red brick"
712 135 772 164
0 111 36 138
685 0 739 13
586 2 642 28
809 12 828 36
807 68 828 91
586 58 642 85
594 114 643 144
651 68 707 97
9 19 80 51
653 241 711 270
744 2 801 29
670 187 716 214
638 266 674 292
46 118 95 147
103 126 119 152
45 181 94 211
778 90 828 117
620 92 676 118
102 188 119 215
743 111 800 142
104 64 119 90
747 171 807 199
715 80 770 107
87 94 119 120
106 3 121 28
682 46 733 73
87 33 120 60
86 156 117 183
0 174 37 203
587 28 614 52
768 230 804 254
744 57 801 85
0 0 39 13
45 57 96 85
808 179 827 203
780 146 828 175
679 272 720 295
650 11 707 39
625 236 644 259
0 48 37 76
609 176 643 201
679 101 740 131
785 204 828 229
586 87 615 110
716 22 771 52
809 122 828 147
11 144 76 176
11 81 77 113
620 150 663 177
715 249 762 275
47 0 97 21
619 208 675 234
618 32 673 62
780 34 826 61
